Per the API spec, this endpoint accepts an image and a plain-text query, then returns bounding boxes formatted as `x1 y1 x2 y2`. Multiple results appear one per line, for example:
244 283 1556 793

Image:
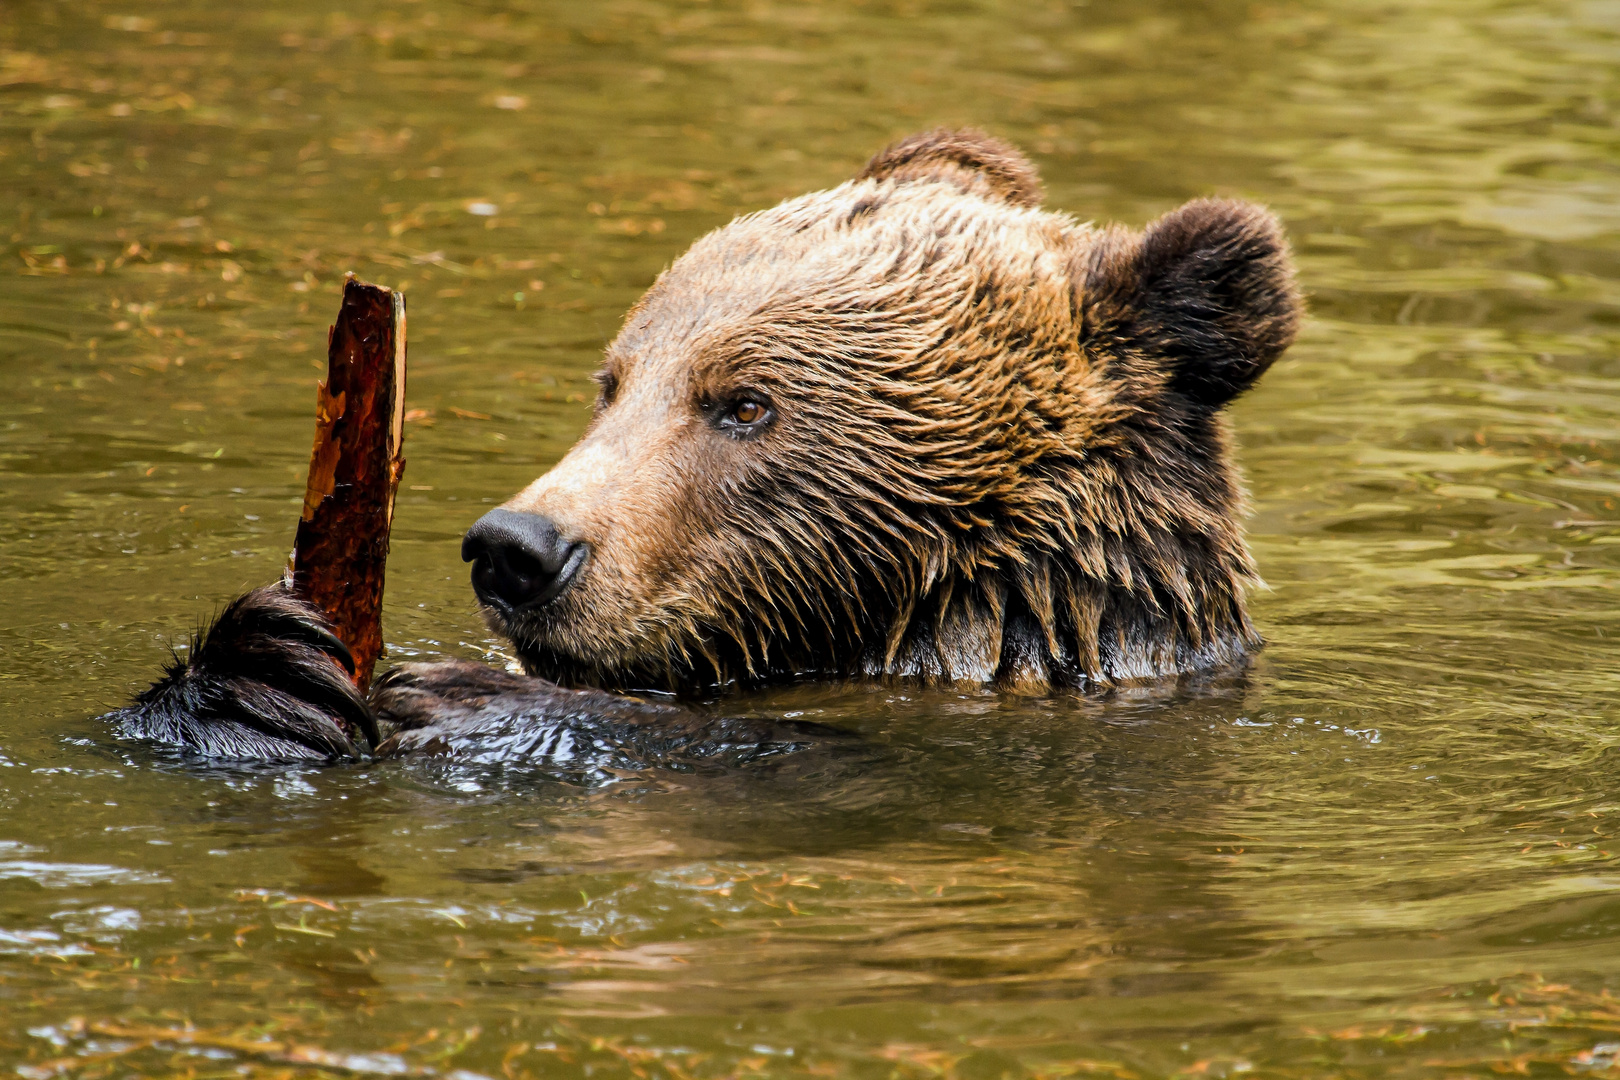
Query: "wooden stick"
290 274 407 691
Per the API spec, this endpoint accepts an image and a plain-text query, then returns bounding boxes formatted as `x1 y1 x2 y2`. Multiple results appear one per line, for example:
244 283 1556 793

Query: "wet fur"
113 584 827 766
108 584 374 761
498 129 1301 692
107 130 1301 761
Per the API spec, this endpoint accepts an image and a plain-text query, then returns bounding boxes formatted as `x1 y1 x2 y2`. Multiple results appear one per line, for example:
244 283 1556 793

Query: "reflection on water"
5 0 1620 1076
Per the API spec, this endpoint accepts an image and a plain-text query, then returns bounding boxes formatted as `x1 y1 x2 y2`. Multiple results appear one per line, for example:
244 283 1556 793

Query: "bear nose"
461 509 588 613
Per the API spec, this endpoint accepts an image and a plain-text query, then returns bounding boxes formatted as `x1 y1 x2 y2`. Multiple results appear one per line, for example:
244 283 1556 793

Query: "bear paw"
368 660 843 771
106 583 377 761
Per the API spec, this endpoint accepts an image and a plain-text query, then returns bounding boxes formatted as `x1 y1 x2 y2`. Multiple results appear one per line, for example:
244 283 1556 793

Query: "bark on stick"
290 275 407 690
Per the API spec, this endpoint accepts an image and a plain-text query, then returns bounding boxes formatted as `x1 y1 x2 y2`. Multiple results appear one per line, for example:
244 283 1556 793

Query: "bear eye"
713 394 773 436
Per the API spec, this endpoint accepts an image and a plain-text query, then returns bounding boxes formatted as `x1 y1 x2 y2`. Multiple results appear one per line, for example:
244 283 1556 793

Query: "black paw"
107 583 377 761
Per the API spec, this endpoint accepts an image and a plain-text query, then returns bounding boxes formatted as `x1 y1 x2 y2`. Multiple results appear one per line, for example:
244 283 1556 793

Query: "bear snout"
462 508 589 615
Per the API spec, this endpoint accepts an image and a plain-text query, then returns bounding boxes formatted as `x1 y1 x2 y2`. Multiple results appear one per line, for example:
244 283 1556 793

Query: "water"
4 0 1620 1075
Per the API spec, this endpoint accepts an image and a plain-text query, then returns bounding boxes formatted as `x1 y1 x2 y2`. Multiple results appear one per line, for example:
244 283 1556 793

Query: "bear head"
461 129 1301 693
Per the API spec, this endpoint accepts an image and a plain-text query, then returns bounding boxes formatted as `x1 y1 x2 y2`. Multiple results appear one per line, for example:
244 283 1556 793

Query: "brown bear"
110 129 1301 763
460 129 1300 694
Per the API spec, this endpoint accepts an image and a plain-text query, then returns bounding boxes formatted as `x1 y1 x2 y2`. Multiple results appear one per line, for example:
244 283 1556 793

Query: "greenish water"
5 0 1620 1076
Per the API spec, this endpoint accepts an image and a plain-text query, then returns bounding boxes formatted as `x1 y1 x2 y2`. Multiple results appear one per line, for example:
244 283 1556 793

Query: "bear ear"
857 128 1043 208
1081 198 1302 408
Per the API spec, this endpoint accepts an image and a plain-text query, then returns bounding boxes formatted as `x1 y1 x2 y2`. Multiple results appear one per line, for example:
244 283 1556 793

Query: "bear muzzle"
462 508 590 615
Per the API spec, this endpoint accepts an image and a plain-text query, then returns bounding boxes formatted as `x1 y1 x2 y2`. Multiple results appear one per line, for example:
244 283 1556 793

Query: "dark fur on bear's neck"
504 130 1302 694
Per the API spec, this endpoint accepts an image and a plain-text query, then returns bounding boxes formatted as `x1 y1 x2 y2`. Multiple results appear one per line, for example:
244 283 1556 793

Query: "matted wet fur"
493 128 1300 692
106 129 1300 763
107 585 375 761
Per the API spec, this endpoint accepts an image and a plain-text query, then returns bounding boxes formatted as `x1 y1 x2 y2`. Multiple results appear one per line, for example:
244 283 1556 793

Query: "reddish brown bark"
290 275 407 690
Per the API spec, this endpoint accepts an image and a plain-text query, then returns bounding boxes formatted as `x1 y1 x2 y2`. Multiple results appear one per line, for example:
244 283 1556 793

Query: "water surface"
5 1 1620 1076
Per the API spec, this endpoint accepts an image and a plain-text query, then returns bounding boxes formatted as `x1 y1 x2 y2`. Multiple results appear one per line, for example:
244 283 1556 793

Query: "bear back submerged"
477 129 1303 693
